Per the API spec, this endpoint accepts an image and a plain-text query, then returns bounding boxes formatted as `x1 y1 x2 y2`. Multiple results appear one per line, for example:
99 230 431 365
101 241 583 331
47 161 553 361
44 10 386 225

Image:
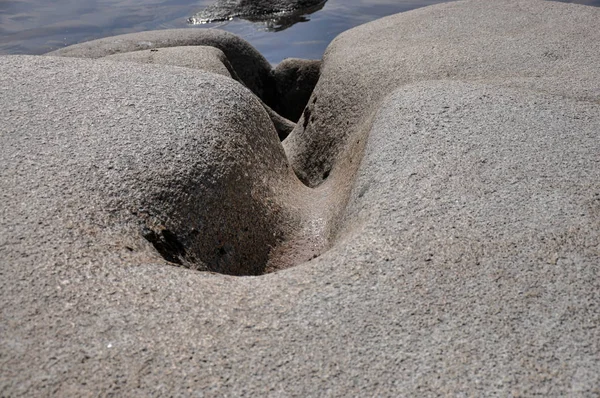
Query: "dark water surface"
1 0 598 64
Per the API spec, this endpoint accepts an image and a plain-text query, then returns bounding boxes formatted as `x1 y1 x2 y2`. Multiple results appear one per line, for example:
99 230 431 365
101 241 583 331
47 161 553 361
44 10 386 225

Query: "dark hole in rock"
142 227 186 265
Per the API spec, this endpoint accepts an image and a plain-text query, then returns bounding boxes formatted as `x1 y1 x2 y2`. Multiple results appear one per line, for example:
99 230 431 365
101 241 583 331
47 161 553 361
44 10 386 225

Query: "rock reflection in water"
188 0 327 31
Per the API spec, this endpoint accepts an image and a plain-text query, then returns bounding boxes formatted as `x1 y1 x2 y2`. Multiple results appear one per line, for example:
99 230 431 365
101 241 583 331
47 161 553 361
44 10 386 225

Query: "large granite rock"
103 45 297 139
47 29 276 106
46 29 318 139
0 55 321 277
1 0 599 396
103 45 238 78
284 0 600 187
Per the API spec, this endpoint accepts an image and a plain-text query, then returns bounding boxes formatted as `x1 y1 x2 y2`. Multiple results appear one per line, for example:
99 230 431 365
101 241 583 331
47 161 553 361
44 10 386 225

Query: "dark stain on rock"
358 183 369 198
303 106 311 129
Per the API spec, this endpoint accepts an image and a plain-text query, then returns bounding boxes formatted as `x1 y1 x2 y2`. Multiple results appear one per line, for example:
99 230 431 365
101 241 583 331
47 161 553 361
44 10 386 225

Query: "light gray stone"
0 55 316 277
1 0 599 396
47 29 276 105
48 29 305 139
284 0 600 187
102 45 297 139
103 45 237 78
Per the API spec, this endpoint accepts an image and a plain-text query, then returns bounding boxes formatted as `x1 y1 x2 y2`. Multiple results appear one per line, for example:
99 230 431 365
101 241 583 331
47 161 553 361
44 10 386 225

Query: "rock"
330 79 600 396
1 0 599 396
0 55 319 276
283 0 600 187
103 45 296 139
47 29 277 106
272 58 321 122
248 2 326 32
103 45 237 78
46 29 315 138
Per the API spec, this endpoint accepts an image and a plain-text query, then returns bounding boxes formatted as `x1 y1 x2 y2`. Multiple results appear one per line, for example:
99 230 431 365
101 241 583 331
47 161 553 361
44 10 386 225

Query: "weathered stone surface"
0 55 321 277
335 80 600 396
47 29 310 138
102 45 297 140
47 29 276 106
1 0 599 396
103 45 237 78
284 0 600 187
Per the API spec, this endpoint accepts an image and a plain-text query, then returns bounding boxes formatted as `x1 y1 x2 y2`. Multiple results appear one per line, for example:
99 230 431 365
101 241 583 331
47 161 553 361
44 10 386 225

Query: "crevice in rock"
222 54 320 141
95 40 328 277
270 58 321 123
302 106 312 129
142 227 186 265
134 55 336 277
139 169 332 277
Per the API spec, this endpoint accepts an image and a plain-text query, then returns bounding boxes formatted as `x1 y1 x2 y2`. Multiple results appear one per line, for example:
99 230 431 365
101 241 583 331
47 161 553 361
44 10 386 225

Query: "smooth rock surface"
102 45 297 140
47 29 312 139
103 45 237 78
284 0 600 187
2 0 599 396
47 29 276 106
0 55 314 277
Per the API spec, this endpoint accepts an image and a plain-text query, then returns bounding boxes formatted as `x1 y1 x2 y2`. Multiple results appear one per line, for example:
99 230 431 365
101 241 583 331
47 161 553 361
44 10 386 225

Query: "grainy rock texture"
1 0 599 396
47 29 276 106
47 29 314 139
284 0 600 187
103 45 297 139
103 45 238 78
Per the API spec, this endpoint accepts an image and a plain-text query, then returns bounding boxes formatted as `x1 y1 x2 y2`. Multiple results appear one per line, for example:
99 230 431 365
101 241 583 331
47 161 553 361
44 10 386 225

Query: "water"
1 0 598 64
